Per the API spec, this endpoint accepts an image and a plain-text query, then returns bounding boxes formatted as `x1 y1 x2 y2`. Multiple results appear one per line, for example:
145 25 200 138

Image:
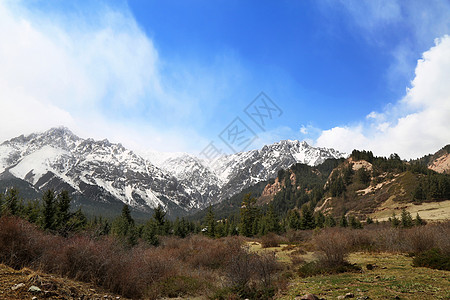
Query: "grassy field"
275 251 450 300
370 199 450 222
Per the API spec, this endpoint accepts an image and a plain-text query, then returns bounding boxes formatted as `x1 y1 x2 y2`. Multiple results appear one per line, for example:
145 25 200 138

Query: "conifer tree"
152 205 166 235
315 211 325 228
287 209 301 230
239 193 258 237
55 190 72 234
349 215 362 229
300 204 315 230
400 209 413 228
390 212 400 227
414 213 426 226
324 215 337 227
0 192 3 216
264 204 281 234
142 220 159 246
111 205 137 247
339 213 348 228
204 205 216 238
2 187 20 216
42 189 56 230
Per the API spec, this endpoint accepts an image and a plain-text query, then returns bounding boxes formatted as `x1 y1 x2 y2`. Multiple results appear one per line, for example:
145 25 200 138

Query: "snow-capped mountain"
0 128 347 215
153 140 347 203
0 128 192 213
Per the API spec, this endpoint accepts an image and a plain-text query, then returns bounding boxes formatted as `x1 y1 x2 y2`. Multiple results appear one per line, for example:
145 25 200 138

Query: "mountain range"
0 127 347 216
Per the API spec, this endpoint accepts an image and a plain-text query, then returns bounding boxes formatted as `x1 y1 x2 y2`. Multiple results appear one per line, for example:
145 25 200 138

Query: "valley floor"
278 252 450 300
370 199 450 222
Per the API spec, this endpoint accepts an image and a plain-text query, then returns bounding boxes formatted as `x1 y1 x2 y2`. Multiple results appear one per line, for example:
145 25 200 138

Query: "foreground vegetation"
0 210 448 299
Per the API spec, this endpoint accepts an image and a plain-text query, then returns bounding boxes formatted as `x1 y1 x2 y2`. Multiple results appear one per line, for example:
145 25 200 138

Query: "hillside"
411 144 450 174
252 148 450 222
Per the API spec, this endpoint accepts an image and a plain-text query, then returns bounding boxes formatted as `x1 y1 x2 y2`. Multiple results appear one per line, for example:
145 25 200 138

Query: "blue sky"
0 0 449 158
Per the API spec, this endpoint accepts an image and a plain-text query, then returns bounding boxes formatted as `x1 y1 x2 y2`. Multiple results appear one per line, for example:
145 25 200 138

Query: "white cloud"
316 35 450 159
0 1 240 153
330 0 450 89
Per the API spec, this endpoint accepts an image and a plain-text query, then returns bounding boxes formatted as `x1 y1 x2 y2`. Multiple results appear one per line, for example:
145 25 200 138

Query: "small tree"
324 215 337 227
42 189 56 230
414 213 426 226
287 209 301 230
55 190 72 234
390 212 400 228
111 205 137 247
339 213 348 228
400 209 413 228
349 215 362 229
315 211 326 228
2 187 20 216
239 193 258 237
204 205 216 238
152 205 166 235
300 204 315 230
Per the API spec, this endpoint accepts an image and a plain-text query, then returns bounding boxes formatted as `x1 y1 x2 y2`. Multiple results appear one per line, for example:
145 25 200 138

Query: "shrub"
0 216 46 269
261 233 281 248
313 228 351 267
413 248 450 271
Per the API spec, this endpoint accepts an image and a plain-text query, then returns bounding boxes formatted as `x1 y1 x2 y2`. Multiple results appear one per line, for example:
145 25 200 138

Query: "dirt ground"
0 263 126 300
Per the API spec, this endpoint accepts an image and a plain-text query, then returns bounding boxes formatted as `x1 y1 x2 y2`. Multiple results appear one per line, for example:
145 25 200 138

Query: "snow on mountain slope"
0 127 347 214
151 139 347 205
0 127 191 211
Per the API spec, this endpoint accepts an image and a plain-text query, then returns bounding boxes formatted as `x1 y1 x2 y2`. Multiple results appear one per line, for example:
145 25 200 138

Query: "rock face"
429 152 450 174
0 128 347 215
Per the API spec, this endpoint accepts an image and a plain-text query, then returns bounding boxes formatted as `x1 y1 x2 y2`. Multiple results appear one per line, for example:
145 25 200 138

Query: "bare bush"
0 216 44 269
252 251 279 288
313 228 351 267
261 232 281 248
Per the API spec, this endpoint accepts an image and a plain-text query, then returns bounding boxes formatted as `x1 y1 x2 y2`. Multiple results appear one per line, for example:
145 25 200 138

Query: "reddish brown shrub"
313 228 351 267
261 233 281 248
0 216 45 269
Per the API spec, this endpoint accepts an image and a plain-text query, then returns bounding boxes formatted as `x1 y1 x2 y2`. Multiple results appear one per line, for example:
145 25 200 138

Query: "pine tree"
264 204 281 234
349 215 362 229
366 216 374 224
67 208 87 231
204 205 216 238
356 168 371 185
2 187 20 216
300 204 315 230
339 213 348 228
315 211 325 228
400 209 413 228
152 205 166 235
23 199 41 223
390 213 400 228
324 215 337 227
0 192 3 216
239 193 258 237
413 182 425 202
111 205 137 247
414 213 426 226
42 189 56 230
287 209 301 230
142 220 159 246
55 190 72 234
